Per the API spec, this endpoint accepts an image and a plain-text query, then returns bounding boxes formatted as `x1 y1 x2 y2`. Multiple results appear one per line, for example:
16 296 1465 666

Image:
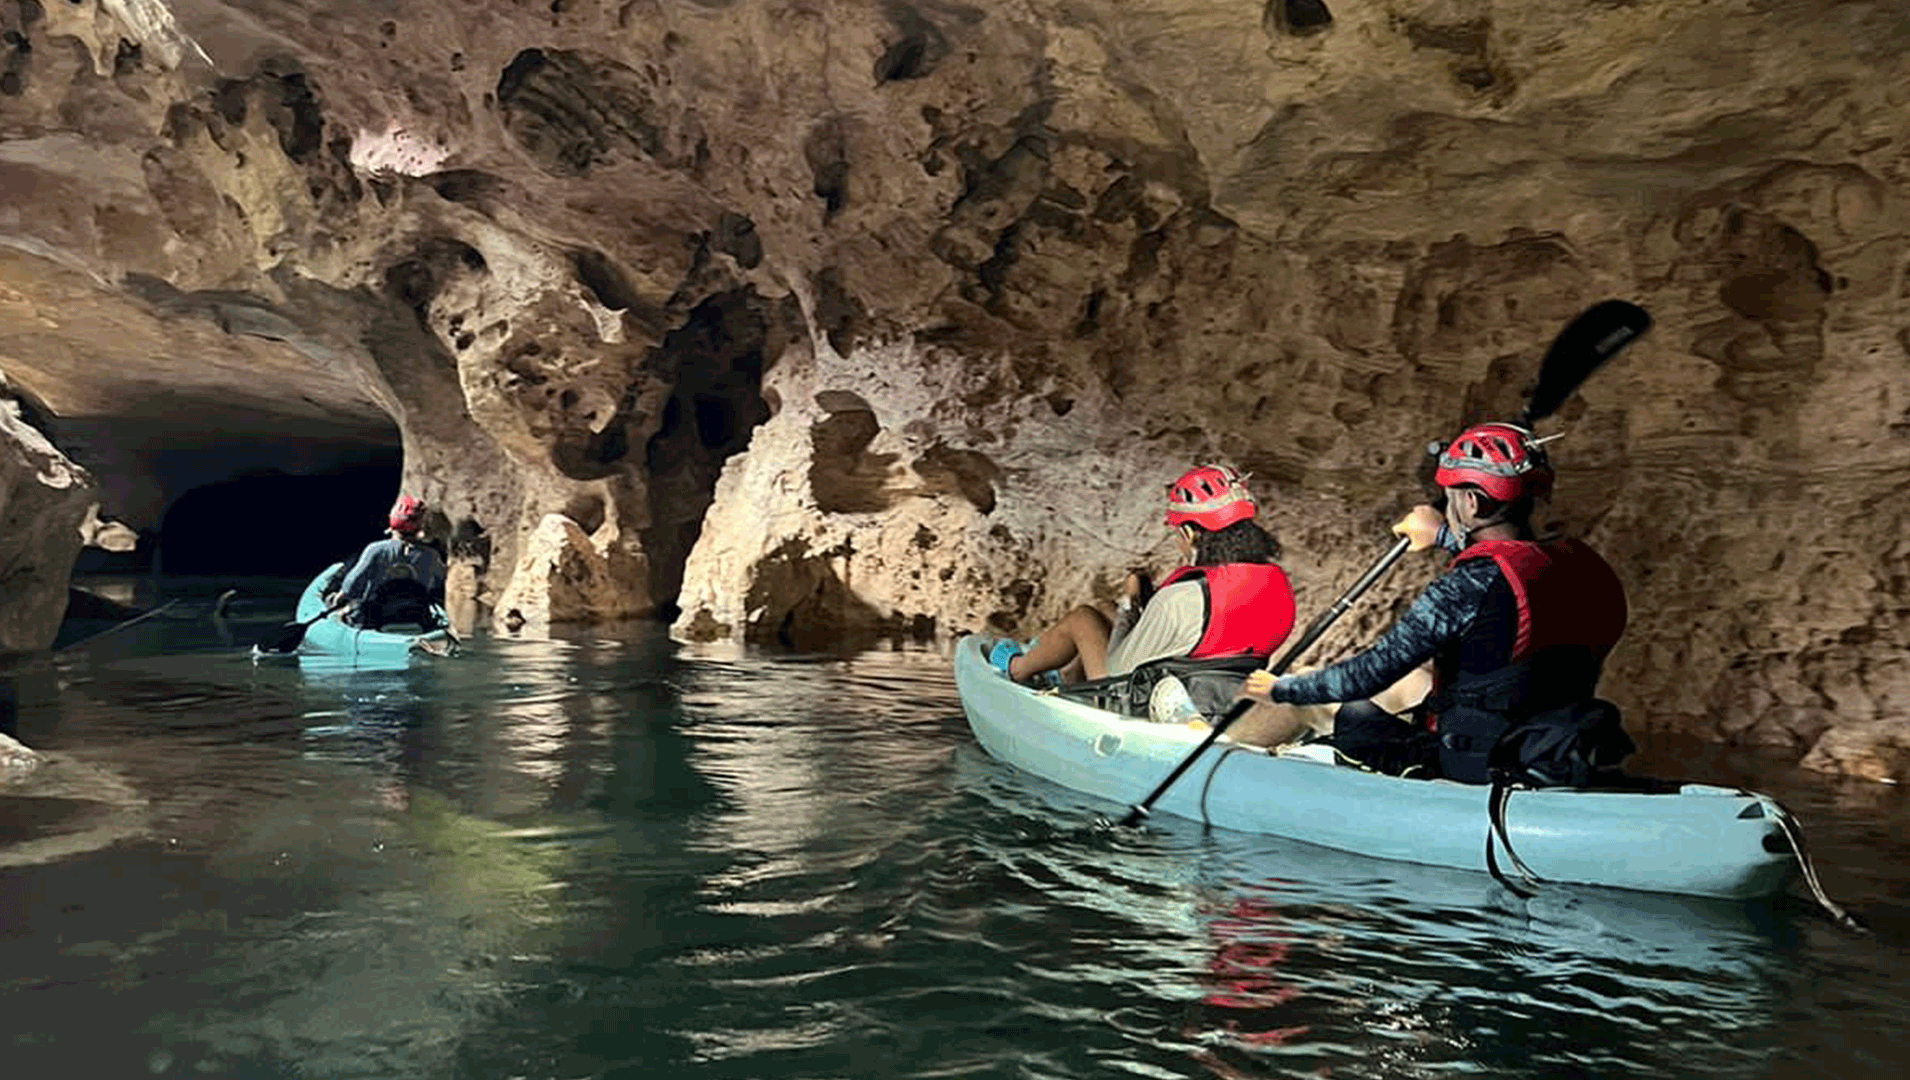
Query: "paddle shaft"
1116 534 1412 826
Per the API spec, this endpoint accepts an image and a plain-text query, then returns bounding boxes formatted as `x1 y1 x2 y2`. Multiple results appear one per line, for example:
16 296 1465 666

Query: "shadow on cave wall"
640 289 786 617
743 537 910 650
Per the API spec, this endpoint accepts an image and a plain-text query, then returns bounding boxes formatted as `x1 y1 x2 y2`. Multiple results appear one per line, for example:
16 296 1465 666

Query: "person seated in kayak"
333 494 447 630
1234 423 1630 784
990 464 1296 689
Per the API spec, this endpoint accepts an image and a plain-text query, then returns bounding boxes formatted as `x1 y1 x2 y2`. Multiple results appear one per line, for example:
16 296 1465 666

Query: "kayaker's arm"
1269 560 1498 706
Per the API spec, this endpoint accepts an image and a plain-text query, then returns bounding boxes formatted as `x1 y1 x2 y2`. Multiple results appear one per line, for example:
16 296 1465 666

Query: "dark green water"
4 581 1908 1079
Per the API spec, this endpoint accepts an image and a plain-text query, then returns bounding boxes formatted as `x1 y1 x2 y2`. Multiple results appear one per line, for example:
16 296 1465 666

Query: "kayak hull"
953 634 1797 899
291 562 455 665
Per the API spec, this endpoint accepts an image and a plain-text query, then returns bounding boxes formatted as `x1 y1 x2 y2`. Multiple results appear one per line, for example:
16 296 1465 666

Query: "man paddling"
1235 423 1632 785
332 494 447 630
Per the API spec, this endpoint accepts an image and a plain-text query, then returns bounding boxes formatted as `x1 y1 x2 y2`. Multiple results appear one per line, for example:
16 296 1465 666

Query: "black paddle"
1114 299 1652 828
256 600 348 655
1111 537 1410 827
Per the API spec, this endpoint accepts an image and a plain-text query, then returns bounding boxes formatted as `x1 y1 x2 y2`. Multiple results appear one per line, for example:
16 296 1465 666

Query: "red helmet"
1164 464 1256 531
1433 423 1554 502
388 493 426 533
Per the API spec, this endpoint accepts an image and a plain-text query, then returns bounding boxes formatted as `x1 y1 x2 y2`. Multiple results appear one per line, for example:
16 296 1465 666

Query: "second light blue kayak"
952 634 1797 900
291 562 456 666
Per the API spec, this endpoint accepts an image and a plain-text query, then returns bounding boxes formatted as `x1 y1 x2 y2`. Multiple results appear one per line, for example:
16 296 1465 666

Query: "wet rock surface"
0 730 147 870
1 730 40 779
0 1 1905 775
2 387 95 653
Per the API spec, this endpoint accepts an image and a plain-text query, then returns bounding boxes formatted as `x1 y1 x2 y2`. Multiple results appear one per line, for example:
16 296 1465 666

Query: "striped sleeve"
1270 559 1500 706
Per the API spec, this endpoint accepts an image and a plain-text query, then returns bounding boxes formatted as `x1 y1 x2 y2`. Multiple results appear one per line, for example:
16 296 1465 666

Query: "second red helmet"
1433 423 1554 502
1164 464 1256 531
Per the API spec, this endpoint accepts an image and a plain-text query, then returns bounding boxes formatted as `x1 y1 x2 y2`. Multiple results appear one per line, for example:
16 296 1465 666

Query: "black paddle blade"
1518 300 1650 426
257 619 311 655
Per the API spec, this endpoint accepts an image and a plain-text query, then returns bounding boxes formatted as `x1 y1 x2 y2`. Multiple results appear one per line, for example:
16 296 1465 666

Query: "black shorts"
1327 700 1441 778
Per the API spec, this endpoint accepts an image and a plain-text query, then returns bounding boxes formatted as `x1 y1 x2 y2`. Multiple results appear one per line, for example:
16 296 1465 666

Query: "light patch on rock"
493 513 651 636
579 293 627 345
1 732 41 780
349 122 454 178
42 0 216 74
79 503 141 552
1801 720 1909 784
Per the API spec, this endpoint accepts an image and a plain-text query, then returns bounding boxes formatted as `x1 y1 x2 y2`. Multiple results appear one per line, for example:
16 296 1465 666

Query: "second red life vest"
1159 563 1297 660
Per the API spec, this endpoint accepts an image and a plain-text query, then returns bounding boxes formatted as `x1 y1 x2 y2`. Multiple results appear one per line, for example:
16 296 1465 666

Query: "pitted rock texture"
0 1 1906 776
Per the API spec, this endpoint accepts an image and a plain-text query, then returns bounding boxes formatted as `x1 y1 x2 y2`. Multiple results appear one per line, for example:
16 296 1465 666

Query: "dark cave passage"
156 456 404 577
641 288 783 618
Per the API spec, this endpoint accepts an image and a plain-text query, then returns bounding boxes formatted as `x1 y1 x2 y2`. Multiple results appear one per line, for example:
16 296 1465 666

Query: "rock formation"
1 380 95 653
0 1 1906 776
1 729 39 779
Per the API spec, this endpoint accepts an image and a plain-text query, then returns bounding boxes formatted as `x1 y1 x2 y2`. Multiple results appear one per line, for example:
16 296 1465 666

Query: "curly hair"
1189 518 1282 565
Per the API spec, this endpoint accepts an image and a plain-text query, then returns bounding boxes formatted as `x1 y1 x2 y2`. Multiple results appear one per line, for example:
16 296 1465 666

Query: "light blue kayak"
291 562 456 665
952 634 1798 900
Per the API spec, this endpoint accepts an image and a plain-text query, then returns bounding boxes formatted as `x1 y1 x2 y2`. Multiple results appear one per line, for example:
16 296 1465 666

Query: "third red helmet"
388 493 426 533
1433 423 1554 502
1164 464 1256 531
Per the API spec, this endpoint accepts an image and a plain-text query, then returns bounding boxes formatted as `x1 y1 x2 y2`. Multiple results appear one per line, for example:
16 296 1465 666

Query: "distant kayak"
952 634 1797 900
282 562 457 665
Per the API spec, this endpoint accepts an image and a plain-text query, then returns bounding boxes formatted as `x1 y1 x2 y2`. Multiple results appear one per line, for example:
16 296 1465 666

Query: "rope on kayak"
1748 791 1866 933
1484 776 1544 897
1196 744 1255 829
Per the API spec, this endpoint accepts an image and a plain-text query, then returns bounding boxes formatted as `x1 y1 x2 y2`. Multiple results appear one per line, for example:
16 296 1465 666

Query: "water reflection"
1167 845 1795 1078
2 612 1907 1080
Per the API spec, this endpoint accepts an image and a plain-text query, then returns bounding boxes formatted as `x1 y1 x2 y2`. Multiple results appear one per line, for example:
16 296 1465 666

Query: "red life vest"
1158 563 1296 660
1450 538 1627 666
1428 537 1631 783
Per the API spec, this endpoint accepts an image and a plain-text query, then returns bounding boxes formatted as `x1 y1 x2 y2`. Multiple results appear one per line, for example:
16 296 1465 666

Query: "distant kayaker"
990 463 1297 691
331 493 447 630
1235 423 1632 785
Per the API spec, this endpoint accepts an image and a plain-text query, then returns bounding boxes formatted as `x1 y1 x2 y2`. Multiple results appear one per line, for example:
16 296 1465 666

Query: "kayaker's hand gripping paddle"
1114 300 1652 828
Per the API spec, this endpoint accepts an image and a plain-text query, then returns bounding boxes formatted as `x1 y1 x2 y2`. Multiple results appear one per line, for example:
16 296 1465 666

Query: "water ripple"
3 626 1907 1079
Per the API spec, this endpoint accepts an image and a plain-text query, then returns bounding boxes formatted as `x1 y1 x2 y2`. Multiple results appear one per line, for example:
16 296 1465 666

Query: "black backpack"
1487 698 1635 788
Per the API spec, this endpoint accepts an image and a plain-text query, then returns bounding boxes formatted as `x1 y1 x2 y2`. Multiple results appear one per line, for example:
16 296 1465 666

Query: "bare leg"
1009 605 1113 683
1371 666 1433 716
1230 665 1429 745
1225 703 1315 748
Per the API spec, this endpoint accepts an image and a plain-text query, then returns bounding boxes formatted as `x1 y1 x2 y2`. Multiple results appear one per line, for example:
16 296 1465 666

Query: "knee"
1065 605 1111 631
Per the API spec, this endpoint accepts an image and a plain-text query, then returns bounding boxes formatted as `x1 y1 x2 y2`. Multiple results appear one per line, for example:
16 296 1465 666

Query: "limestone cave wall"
0 0 1906 777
